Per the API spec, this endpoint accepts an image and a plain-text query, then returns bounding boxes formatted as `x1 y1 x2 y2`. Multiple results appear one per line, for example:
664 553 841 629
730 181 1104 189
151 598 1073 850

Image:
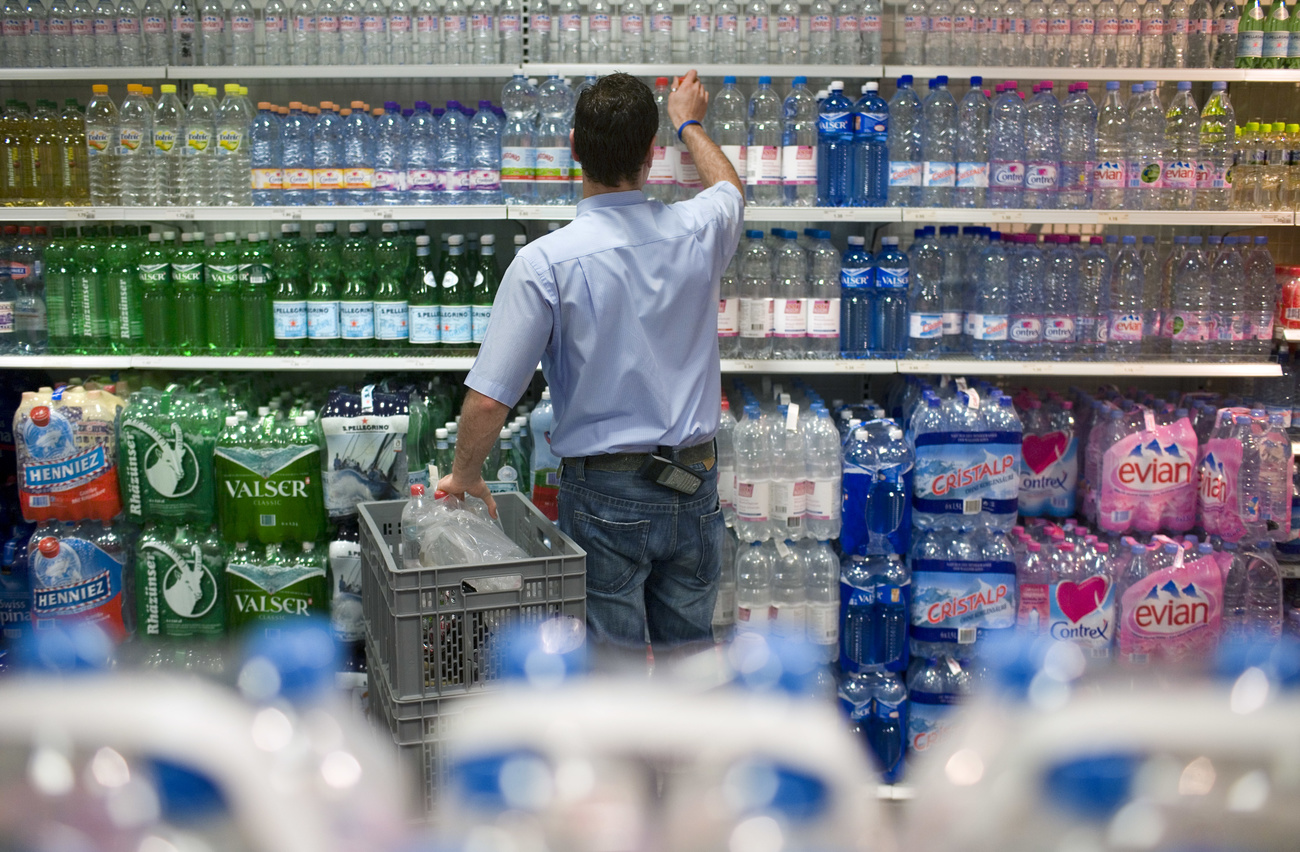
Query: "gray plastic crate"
358 493 586 702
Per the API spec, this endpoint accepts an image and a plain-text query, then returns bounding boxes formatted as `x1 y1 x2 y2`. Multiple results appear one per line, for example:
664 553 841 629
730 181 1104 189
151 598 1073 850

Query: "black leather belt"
563 440 716 472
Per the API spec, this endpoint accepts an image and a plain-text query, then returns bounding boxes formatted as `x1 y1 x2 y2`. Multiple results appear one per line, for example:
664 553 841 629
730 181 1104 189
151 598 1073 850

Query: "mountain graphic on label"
128 420 201 498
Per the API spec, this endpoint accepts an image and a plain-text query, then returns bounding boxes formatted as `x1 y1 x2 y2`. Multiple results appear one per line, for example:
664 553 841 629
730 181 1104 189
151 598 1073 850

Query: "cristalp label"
911 558 1016 644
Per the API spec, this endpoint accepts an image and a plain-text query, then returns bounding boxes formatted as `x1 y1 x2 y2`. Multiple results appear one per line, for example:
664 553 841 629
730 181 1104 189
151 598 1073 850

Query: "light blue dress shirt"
466 182 744 459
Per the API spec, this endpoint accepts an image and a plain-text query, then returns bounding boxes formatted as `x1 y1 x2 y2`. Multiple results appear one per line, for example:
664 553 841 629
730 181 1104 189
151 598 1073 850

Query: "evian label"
1118 554 1222 664
1109 311 1143 342
1094 160 1125 188
1198 438 1245 541
1099 417 1198 534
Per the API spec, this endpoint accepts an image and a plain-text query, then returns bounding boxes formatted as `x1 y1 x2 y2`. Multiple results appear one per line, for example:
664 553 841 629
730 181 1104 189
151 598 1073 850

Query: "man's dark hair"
573 73 658 188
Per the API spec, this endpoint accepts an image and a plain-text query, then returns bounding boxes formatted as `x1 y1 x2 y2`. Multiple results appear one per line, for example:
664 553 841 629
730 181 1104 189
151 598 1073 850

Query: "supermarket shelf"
0 205 512 222
1281 562 1300 580
747 207 901 223
896 359 1283 377
166 63 524 80
1276 328 1300 342
130 355 483 371
903 208 1295 226
527 63 884 80
0 355 132 370
508 204 578 220
0 66 166 81
884 65 1247 82
721 358 897 373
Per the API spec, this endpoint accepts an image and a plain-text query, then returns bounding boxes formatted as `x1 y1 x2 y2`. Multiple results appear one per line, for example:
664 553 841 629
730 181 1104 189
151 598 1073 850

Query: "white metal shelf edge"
896 359 1283 377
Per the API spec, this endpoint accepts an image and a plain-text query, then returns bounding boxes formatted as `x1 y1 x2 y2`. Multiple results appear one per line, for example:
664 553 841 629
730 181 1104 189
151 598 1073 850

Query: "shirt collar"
575 189 647 215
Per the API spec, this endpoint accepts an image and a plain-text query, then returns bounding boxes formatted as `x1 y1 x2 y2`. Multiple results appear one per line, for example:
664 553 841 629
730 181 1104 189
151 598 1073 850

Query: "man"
437 70 744 657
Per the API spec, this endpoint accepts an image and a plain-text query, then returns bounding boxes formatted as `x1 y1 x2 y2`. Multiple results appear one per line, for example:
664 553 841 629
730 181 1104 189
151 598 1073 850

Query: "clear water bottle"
412 0 436 61
1007 233 1044 359
686 0 710 58
713 0 738 59
278 101 312 204
645 77 677 203
214 83 251 206
824 0 851 64
713 76 749 192
469 101 501 204
289 0 315 63
1138 0 1164 66
902 0 923 61
1213 0 1238 66
807 231 841 358
989 82 1025 208
770 537 808 638
47 0 69 65
336 0 362 62
1042 234 1079 357
734 405 773 543
1076 235 1108 359
1196 80 1234 209
373 102 406 203
1243 235 1274 356
496 0 522 62
1116 0 1140 64
1126 81 1165 211
117 84 151 205
1060 82 1096 209
91 0 115 66
1211 234 1246 358
746 76 783 206
1024 80 1062 209
404 100 436 203
228 0 254 62
770 409 808 540
117 0 143 62
1071 0 1099 65
928 0 954 62
886 75 921 208
739 231 773 359
719 253 741 357
359 0 387 62
317 0 340 60
310 102 342 203
736 540 773 630
181 84 217 206
1046 0 1069 62
977 0 999 65
70 0 94 66
952 0 978 60
956 76 989 208
437 101 469 204
1169 235 1212 359
384 0 411 62
920 75 957 208
619 0 645 60
1024 0 1048 64
249 101 282 205
150 83 182 205
501 74 536 205
908 228 943 354
1094 81 1127 209
260 0 287 62
1164 81 1200 210
851 81 888 207
197 0 223 64
443 0 468 62
743 0 768 60
1107 234 1144 359
535 75 572 205
970 230 1009 358
648 0 672 59
468 0 497 61
861 0 882 60
782 77 818 208
772 0 797 59
555 0 579 58
939 226 964 351
586 0 612 59
1167 0 1190 64
805 540 839 661
340 103 377 204
772 230 809 357
85 84 118 204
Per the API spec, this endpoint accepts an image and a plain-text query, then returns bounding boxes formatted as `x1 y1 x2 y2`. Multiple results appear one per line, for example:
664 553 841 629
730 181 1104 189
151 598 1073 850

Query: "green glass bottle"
103 226 143 354
1288 1 1300 64
270 223 307 355
71 236 107 354
372 222 409 351
239 232 274 356
306 222 341 353
407 234 440 350
1239 0 1268 65
204 233 240 354
470 234 500 347
137 231 172 354
42 227 73 353
171 231 207 356
338 223 374 352
439 234 473 350
1261 0 1291 65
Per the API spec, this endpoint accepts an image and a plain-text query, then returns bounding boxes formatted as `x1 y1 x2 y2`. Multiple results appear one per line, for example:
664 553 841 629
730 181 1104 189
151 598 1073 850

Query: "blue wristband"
676 119 701 142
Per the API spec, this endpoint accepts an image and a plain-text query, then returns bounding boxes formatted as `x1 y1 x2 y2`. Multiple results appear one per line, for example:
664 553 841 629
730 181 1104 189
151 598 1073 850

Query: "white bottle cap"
148 232 161 242
499 428 512 440
830 80 844 90
448 234 463 245
349 222 367 234
436 428 448 439
258 406 270 417
541 388 550 400
382 221 398 232
514 234 527 245
295 416 308 426
481 234 494 245
416 235 430 245
225 416 238 427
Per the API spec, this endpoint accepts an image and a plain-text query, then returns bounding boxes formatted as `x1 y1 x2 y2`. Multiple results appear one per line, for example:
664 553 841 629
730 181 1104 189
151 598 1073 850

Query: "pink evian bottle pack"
1197 407 1294 544
1095 406 1198 536
1116 540 1222 666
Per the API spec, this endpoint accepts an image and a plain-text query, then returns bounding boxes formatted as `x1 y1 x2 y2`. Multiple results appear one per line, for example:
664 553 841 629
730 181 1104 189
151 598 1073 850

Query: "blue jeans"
558 457 722 653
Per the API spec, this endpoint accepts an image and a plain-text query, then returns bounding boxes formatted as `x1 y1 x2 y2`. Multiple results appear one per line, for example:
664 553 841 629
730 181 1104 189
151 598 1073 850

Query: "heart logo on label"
1022 431 1068 475
1056 575 1109 624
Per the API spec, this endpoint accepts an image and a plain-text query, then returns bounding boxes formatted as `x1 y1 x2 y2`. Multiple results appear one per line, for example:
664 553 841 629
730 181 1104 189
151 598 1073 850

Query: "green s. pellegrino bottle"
470 233 500 347
306 222 341 353
271 223 307 355
338 222 375 351
372 222 409 350
1238 0 1268 65
439 234 472 348
407 234 440 349
1262 0 1292 65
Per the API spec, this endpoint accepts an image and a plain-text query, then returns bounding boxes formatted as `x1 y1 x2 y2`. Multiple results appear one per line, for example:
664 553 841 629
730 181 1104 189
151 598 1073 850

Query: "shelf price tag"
1097 212 1130 224
1263 212 1292 224
990 209 1023 222
73 209 96 220
909 209 938 221
174 208 195 220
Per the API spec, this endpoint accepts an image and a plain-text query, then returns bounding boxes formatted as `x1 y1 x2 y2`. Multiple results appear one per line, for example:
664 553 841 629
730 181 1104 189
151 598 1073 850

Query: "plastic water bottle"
1196 81 1234 209
826 0 852 62
886 75 921 208
1071 0 1099 64
288 0 314 63
780 77 817 208
736 540 773 631
739 231 773 359
1169 235 1211 359
769 537 808 638
1213 0 1239 67
840 236 873 358
1212 234 1247 358
805 540 839 661
1075 235 1107 359
1127 82 1164 210
116 0 144 62
146 84 178 205
807 231 840 358
617 0 643 61
711 77 747 189
497 0 522 62
685 0 709 59
1138 0 1164 65
259 0 288 63
743 0 768 61
372 102 406 203
817 80 853 207
197 0 223 65
47 0 69 66
954 77 989 209
1161 81 1200 211
772 230 809 357
586 0 612 59
952 0 978 61
501 75 536 205
316 0 342 62
442 0 467 62
213 84 251 206
527 0 550 59
410 0 436 62
535 76 572 205
970 231 1009 358
91 0 115 67
734 405 772 543
249 101 282 205
468 0 494 62
1108 234 1144 359
1094 81 1127 209
939 226 964 351
920 76 957 208
1115 0 1139 63
340 101 374 204
802 410 841 540
554 0 580 59
646 0 671 60
903 0 923 61
644 77 677 203
1060 82 1096 209
434 101 468 203
875 236 908 356
85 84 118 205
989 82 1026 208
770 410 807 541
746 76 783 206
117 84 151 206
1024 81 1061 209
852 82 888 208
403 101 436 204
1042 234 1079 357
928 0 954 62
908 228 943 353
1243 235 1274 356
275 103 309 205
469 102 501 204
1006 233 1044 359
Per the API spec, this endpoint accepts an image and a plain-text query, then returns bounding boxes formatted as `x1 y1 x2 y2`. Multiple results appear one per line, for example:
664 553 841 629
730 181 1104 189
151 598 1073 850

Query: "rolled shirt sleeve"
465 253 555 408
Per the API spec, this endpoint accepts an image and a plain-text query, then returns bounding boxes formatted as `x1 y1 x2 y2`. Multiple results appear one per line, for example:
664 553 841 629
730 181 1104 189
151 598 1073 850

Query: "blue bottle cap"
1177 81 1191 90
793 75 807 85
881 236 899 246
970 75 982 86
928 78 939 89
1142 234 1155 243
914 228 926 239
1173 235 1186 243
1106 81 1120 90
724 75 737 84
1256 235 1268 245
759 75 772 85
384 100 400 110
1122 235 1136 244
1131 83 1143 93
747 229 764 238
1212 80 1226 90
898 74 912 86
